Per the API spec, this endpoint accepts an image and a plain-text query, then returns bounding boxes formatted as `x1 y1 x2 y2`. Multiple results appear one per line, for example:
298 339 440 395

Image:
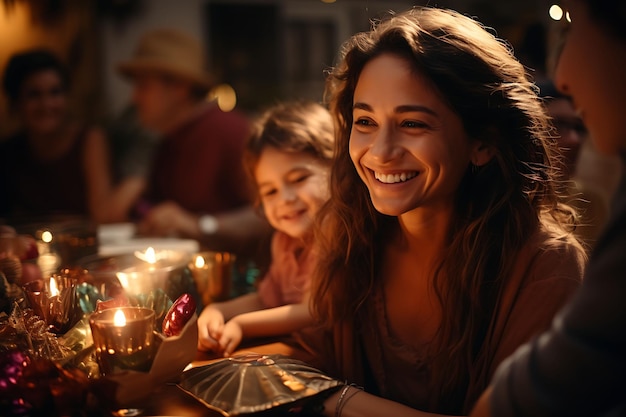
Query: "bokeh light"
549 4 564 21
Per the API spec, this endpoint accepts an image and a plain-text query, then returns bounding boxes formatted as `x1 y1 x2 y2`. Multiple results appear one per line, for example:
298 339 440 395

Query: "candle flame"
49 277 59 297
116 272 129 289
113 309 126 327
145 247 156 263
194 255 205 268
134 246 163 264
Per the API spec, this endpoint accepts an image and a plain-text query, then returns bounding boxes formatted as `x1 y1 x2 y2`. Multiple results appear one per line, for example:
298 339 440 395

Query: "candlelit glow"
116 272 129 289
134 247 165 264
114 309 126 327
146 247 156 263
41 230 53 243
49 276 59 297
194 255 205 268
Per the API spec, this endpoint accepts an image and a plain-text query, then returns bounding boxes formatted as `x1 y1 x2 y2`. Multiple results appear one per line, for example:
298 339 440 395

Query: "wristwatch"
199 214 219 235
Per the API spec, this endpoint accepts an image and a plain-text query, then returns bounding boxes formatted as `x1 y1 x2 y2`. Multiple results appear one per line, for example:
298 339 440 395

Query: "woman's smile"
373 170 419 184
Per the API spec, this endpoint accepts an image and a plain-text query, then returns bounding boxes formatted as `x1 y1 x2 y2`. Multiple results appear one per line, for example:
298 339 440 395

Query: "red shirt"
148 104 252 214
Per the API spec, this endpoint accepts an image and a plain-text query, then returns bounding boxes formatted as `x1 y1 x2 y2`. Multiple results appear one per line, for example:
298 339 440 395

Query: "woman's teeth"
374 171 418 184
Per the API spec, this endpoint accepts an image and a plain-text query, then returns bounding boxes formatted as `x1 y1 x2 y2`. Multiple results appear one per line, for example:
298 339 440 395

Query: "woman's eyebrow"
353 102 438 117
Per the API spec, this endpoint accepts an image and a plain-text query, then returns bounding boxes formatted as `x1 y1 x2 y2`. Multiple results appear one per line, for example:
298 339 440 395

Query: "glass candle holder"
23 274 83 334
188 251 236 308
89 307 156 376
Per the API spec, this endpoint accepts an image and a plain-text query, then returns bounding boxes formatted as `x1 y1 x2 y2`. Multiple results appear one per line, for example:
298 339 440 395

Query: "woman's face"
349 53 481 218
255 147 329 239
555 0 626 155
17 69 67 135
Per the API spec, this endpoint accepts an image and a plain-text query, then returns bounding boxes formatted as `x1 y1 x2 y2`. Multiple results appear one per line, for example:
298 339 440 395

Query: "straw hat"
118 28 213 89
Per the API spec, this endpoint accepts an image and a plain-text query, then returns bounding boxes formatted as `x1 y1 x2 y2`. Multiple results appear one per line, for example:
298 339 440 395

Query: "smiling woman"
292 6 589 416
349 54 492 218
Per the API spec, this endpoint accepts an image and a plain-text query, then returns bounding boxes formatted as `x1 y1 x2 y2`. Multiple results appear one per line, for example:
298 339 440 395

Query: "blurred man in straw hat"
118 28 272 259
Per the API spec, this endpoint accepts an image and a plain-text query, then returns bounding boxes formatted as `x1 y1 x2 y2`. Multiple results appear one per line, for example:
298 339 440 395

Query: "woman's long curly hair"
310 6 584 408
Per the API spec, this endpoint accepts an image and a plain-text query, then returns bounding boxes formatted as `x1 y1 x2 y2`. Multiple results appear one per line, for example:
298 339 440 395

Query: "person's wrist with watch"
199 214 219 236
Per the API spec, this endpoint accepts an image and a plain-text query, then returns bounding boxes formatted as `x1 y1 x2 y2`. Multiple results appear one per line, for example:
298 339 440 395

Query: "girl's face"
350 53 483 218
17 69 67 136
555 0 626 155
255 147 329 239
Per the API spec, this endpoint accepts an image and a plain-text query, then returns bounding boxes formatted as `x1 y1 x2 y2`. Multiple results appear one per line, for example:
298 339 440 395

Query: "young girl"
196 101 334 357
295 7 588 416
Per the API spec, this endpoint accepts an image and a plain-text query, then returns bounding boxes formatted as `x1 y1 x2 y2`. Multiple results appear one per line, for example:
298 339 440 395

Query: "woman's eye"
402 120 428 129
292 174 309 184
354 118 375 127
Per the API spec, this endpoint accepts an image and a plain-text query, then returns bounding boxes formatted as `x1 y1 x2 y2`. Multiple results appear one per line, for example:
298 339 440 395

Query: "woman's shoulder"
516 227 587 287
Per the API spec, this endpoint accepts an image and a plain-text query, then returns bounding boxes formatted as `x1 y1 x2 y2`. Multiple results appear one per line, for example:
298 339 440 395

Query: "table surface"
100 338 319 417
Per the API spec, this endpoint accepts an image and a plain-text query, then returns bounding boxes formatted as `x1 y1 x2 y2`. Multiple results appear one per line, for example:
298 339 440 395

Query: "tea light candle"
133 247 169 289
189 254 211 308
89 307 156 376
188 251 235 307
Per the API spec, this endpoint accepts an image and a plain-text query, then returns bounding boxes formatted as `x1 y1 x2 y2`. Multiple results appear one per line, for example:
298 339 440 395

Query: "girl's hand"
219 320 243 357
197 306 225 352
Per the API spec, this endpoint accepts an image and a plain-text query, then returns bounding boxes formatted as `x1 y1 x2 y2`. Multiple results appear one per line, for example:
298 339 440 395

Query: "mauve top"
257 231 315 308
296 228 586 415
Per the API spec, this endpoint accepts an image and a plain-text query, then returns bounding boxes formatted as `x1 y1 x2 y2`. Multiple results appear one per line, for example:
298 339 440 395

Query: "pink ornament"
162 293 196 337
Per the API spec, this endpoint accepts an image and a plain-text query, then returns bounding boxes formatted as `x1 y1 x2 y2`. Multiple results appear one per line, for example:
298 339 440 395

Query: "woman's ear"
470 141 496 167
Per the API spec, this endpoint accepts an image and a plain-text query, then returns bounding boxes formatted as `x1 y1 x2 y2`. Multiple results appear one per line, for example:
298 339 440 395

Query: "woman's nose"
369 125 401 162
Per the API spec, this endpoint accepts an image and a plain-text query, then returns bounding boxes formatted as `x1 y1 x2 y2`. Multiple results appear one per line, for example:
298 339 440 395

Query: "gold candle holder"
23 273 83 334
188 251 236 307
89 307 156 376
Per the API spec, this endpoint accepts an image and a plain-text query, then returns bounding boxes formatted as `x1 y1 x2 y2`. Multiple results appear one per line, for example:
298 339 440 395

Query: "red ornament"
162 293 196 337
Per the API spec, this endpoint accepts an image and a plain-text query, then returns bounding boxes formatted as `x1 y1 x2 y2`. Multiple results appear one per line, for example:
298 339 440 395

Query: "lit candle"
89 306 156 376
48 276 61 318
23 273 82 334
132 247 169 289
188 251 235 308
189 254 210 308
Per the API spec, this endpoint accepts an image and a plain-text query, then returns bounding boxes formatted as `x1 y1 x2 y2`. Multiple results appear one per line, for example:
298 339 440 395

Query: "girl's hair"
2 49 69 104
310 7 584 411
243 100 335 202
